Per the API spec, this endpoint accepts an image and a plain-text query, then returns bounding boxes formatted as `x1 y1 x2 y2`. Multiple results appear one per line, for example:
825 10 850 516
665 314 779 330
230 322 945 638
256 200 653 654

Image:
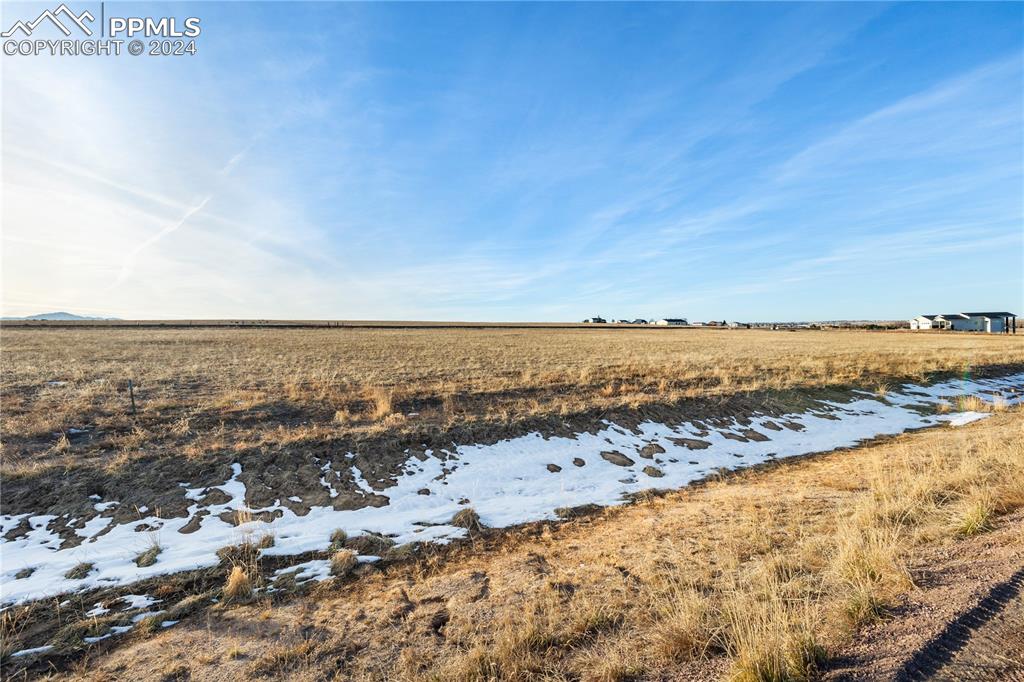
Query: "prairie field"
3 326 1023 472
1 326 1023 680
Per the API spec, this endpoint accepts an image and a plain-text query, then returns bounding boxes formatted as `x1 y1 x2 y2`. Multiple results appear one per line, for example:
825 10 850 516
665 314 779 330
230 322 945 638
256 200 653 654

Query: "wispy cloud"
2 3 1020 321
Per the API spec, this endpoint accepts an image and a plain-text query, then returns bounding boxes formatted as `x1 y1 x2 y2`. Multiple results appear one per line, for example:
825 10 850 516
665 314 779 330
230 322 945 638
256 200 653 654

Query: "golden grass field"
3 327 1023 475
2 326 1023 681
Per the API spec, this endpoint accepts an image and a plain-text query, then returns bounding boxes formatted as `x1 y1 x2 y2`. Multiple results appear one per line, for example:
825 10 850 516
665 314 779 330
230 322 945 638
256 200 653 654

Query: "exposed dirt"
825 511 1024 681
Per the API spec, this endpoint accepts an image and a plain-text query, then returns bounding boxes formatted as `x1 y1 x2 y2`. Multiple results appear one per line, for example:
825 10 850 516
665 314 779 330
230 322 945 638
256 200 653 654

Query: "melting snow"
120 594 160 610
2 373 1021 606
10 645 55 657
351 466 377 494
937 411 991 427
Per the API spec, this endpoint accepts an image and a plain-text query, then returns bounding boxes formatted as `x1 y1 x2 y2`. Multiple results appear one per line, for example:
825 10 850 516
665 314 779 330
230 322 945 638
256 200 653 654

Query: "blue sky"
2 2 1022 321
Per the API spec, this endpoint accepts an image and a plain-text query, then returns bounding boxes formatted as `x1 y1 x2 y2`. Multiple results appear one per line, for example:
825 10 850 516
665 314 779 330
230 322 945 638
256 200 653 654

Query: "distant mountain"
2 312 119 321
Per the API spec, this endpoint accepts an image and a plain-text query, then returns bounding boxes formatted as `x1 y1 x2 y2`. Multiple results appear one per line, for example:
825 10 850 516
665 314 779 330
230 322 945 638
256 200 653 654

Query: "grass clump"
723 583 825 682
954 496 995 536
64 562 94 580
451 507 485 532
367 387 394 420
223 566 253 603
330 549 358 577
136 542 162 567
49 615 125 654
328 529 347 551
250 640 316 676
344 532 394 555
216 541 260 567
652 584 717 662
830 524 910 628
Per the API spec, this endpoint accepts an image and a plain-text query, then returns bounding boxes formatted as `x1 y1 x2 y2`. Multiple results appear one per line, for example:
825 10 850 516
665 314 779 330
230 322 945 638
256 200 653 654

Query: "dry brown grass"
330 549 358 577
450 507 484 532
223 566 253 603
63 562 93 580
2 327 1021 480
135 539 162 568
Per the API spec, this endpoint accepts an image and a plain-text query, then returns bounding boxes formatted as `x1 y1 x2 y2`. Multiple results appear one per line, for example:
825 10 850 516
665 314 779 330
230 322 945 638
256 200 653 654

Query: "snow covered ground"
2 373 1021 606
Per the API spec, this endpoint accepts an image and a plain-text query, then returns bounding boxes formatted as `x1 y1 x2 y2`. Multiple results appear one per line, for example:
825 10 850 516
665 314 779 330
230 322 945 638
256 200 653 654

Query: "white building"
910 312 1016 333
655 318 687 326
910 314 949 330
954 312 1016 333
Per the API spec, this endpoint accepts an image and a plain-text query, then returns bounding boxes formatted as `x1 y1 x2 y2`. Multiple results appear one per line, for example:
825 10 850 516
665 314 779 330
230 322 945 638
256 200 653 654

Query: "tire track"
897 565 1024 681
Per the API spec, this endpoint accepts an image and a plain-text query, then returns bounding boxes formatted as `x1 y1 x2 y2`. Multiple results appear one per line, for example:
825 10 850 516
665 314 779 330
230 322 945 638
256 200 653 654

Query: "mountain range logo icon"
2 4 95 38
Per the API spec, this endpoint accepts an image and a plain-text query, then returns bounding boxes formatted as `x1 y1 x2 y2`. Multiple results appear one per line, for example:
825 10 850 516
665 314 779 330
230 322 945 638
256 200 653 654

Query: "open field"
4 327 1023 472
2 327 1024 679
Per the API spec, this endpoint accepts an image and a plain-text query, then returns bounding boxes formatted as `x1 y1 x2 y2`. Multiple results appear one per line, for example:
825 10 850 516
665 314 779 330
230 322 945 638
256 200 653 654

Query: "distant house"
632 319 648 325
910 312 1016 333
910 314 950 330
956 312 1017 333
656 318 687 326
582 316 607 324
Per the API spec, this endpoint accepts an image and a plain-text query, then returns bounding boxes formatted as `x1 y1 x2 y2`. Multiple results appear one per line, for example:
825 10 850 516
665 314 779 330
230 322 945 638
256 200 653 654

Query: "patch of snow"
131 610 165 623
10 645 54 657
937 411 991 427
351 466 377 495
93 500 118 512
319 461 340 499
272 554 379 587
77 514 114 539
83 624 133 644
2 373 1021 606
273 558 332 584
120 594 160 610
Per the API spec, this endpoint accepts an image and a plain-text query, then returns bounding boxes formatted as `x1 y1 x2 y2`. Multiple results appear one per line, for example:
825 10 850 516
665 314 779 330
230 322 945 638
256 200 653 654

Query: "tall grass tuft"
368 387 394 420
223 566 253 603
954 495 995 536
722 576 825 682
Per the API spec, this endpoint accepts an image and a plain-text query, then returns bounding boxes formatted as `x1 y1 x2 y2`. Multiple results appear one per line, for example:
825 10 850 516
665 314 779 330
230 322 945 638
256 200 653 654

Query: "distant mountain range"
1 312 119 321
